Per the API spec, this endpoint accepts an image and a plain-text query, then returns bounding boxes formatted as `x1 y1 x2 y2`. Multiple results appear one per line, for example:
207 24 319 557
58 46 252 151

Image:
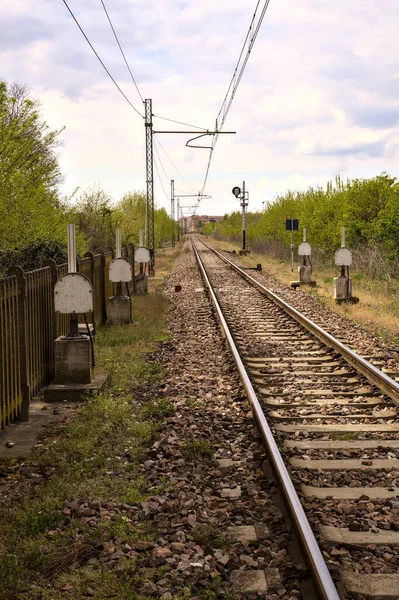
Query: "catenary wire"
154 140 198 203
153 114 209 131
61 0 144 118
153 139 171 184
154 135 197 194
153 153 170 202
100 0 144 103
200 0 271 197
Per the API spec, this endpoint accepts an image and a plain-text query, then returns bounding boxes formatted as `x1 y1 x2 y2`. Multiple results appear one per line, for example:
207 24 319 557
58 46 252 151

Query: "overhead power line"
154 135 197 195
200 0 271 196
153 139 171 185
100 0 144 103
153 114 208 131
153 153 169 201
61 0 144 118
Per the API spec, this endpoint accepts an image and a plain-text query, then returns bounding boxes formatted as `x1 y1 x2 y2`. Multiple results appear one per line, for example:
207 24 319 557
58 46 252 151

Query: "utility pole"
144 99 155 275
170 179 175 248
144 113 234 264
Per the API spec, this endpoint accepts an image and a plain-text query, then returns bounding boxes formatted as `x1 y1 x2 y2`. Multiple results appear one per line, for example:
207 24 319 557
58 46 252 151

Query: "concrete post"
333 227 358 304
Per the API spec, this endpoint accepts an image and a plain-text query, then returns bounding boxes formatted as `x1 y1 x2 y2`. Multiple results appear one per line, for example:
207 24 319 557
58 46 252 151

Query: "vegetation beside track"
204 173 399 273
206 236 399 345
0 252 175 599
0 80 175 275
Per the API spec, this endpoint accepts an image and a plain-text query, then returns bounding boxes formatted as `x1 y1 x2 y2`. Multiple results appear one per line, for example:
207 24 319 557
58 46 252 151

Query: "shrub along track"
191 235 399 600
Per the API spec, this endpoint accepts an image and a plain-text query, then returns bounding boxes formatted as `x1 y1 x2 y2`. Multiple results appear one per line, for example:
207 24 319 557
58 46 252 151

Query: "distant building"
181 214 224 232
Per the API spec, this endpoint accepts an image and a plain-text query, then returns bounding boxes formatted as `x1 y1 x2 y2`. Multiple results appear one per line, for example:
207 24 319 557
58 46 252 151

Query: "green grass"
0 289 171 600
182 439 215 459
330 432 360 441
192 525 228 549
173 578 237 599
142 398 176 421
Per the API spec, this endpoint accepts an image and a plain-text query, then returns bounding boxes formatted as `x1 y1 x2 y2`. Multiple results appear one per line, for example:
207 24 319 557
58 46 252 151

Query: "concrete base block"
342 571 399 598
333 275 357 303
291 280 317 289
298 264 314 283
54 336 92 384
107 295 131 325
44 373 111 403
239 249 250 255
134 273 148 294
78 323 94 336
335 296 359 305
231 570 268 595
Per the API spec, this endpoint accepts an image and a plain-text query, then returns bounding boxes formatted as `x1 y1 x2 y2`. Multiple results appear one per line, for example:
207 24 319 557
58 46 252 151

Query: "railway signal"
232 182 250 255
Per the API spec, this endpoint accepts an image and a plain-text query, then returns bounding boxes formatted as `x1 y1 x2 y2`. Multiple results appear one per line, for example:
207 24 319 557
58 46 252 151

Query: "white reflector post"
116 228 121 258
67 224 77 274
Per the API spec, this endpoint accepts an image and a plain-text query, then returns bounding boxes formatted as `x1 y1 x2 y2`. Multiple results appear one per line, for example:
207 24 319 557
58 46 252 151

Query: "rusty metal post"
45 258 58 377
127 243 136 295
84 251 95 332
100 251 107 325
8 266 29 422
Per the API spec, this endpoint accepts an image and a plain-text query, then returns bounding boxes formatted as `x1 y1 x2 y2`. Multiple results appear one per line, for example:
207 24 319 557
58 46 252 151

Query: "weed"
134 362 164 382
186 397 202 408
142 398 176 421
352 272 365 282
196 577 238 599
192 525 228 549
182 440 215 459
0 280 172 599
331 432 359 440
23 509 61 536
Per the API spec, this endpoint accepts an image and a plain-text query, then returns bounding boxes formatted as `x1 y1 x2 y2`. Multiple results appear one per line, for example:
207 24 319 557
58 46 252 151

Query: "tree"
68 185 115 253
0 81 66 251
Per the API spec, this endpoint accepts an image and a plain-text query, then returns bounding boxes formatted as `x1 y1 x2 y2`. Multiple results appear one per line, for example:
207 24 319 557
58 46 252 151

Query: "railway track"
191 235 399 600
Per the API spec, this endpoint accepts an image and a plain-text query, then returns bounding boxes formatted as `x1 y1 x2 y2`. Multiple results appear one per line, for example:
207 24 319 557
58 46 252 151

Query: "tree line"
0 81 173 274
204 173 399 278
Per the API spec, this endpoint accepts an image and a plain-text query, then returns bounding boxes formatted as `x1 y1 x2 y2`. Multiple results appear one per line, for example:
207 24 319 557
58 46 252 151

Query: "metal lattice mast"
171 179 175 248
145 99 155 275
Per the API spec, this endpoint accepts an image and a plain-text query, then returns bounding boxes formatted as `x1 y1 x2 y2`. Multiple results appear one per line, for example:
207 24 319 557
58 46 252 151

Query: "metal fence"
0 244 135 429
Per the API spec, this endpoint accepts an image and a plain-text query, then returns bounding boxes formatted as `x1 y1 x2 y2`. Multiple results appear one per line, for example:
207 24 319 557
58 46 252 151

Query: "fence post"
100 251 107 325
128 243 135 295
84 251 96 333
44 259 58 377
8 266 29 422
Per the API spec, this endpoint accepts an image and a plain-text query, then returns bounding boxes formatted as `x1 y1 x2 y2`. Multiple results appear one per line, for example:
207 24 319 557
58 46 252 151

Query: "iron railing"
0 244 135 429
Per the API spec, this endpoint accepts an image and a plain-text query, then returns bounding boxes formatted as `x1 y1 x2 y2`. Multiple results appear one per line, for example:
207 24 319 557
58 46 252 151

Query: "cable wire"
153 153 170 201
200 0 271 196
153 114 209 131
154 135 197 194
61 0 144 118
100 0 144 103
154 139 171 184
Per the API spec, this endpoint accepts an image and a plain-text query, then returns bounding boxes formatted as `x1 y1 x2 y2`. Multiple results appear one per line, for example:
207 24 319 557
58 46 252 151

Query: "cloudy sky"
2 0 399 217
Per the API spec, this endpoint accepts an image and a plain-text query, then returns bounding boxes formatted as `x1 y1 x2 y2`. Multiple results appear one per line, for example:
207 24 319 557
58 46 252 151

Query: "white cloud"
1 0 399 217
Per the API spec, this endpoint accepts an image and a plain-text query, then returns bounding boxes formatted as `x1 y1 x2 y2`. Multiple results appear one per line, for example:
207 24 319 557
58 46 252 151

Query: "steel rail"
198 237 399 407
191 238 341 600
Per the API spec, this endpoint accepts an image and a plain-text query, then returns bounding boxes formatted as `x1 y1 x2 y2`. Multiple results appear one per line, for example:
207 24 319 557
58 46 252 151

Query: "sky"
1 0 399 218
